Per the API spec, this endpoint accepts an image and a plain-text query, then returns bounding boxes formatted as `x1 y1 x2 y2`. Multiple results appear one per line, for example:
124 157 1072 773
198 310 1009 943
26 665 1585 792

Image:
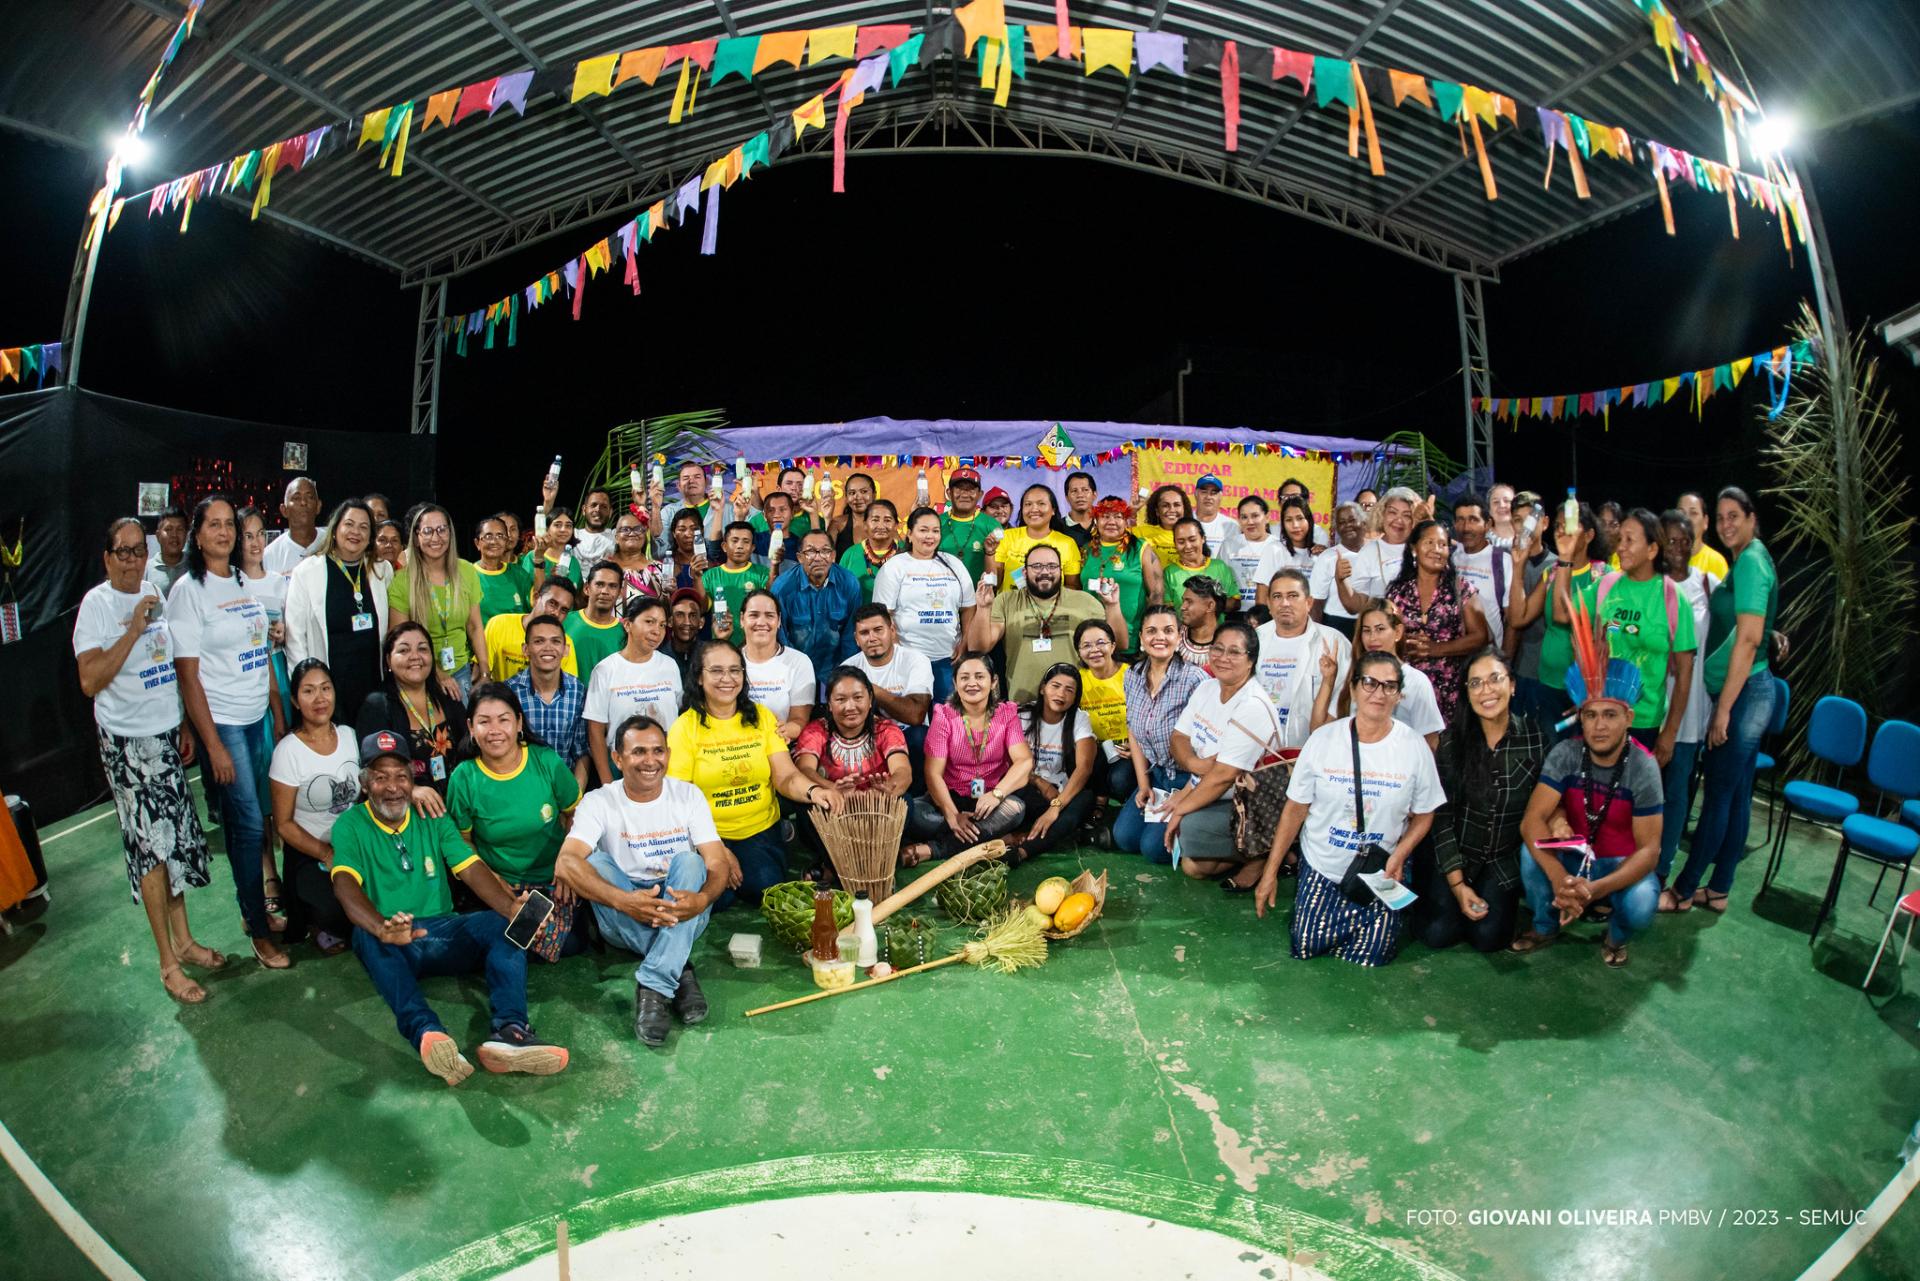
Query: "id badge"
969 778 986 798
352 611 376 632
1031 636 1053 654
429 755 447 782
440 645 458 671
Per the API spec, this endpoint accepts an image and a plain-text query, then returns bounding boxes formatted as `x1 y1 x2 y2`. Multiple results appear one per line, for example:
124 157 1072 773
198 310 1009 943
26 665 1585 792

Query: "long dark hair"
286 658 336 733
1016 483 1069 537
946 651 1002 714
185 493 237 583
822 665 880 743
1277 495 1315 556
462 680 552 757
684 638 761 728
1444 648 1514 796
1389 518 1462 600
1023 661 1086 766
379 620 463 724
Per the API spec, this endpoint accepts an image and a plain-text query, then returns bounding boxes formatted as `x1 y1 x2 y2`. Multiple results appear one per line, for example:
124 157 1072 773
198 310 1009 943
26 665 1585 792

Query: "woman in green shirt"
1088 496 1161 649
388 503 488 699
522 507 583 592
448 682 584 960
838 499 901 602
1670 486 1779 912
473 515 534 625
1161 517 1239 614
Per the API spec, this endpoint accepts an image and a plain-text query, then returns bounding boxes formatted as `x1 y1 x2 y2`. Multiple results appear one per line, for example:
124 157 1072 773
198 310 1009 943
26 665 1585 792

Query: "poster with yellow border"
1132 444 1337 520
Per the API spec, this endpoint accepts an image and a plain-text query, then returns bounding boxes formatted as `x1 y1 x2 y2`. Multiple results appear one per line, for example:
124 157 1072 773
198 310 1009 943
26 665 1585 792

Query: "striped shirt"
1122 657 1206 770
508 670 587 768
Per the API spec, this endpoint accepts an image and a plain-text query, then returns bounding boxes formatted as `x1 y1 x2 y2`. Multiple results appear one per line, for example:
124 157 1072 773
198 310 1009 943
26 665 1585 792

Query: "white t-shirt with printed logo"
745 646 816 722
848 645 935 724
1308 544 1368 619
873 552 975 660
73 581 180 738
569 777 720 883
1287 716 1445 880
584 650 684 739
1173 678 1282 771
166 570 272 726
268 726 362 842
1451 544 1506 649
1219 533 1283 612
1027 709 1094 788
1196 512 1238 552
1393 664 1447 738
1253 621 1353 749
1346 539 1407 602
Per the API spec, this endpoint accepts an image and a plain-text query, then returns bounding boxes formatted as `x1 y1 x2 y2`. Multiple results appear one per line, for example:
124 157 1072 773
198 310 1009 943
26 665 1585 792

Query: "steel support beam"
406 99 1498 283
410 280 447 435
1454 273 1494 482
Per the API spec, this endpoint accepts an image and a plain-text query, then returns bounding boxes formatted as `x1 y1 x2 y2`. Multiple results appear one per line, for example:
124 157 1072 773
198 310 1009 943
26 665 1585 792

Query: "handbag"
1336 719 1392 904
1229 707 1293 863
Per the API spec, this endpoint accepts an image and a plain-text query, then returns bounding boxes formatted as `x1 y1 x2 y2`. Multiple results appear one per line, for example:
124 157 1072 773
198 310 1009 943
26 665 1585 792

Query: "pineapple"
935 860 1009 924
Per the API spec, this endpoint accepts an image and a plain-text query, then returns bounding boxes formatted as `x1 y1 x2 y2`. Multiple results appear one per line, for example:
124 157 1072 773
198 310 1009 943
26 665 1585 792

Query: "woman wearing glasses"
388 503 488 700
76 518 224 1002
1409 650 1545 952
608 510 672 604
1252 652 1445 967
1162 621 1283 890
473 515 534 625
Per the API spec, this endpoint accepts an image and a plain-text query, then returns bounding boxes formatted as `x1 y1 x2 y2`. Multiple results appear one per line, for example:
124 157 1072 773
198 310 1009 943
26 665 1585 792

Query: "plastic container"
808 954 857 990
727 933 763 968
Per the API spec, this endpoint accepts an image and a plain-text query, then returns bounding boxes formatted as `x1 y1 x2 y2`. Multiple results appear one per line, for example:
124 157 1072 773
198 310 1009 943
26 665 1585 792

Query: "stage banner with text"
1133 445 1338 520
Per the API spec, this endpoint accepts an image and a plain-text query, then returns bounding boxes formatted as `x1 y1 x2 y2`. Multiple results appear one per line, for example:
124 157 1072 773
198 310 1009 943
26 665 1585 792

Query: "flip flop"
1509 929 1559 954
1601 937 1630 968
160 964 208 1005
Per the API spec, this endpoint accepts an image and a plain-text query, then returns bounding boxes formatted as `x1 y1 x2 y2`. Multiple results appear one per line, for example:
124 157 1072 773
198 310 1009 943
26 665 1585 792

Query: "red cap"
982 486 1011 506
669 587 704 609
950 466 982 485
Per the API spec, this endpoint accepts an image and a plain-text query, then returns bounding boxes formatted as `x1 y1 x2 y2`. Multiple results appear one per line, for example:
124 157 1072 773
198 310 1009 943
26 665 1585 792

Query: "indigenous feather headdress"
1564 589 1642 712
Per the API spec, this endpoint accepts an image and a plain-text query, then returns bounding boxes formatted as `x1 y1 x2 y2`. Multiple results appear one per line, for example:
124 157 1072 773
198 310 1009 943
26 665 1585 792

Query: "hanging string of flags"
1477 338 1815 427
104 6 1802 259
0 343 66 392
712 438 1370 475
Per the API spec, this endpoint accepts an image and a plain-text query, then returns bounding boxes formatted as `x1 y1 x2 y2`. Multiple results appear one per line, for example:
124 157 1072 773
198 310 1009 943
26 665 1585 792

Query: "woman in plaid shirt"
1111 605 1206 863
1409 650 1546 952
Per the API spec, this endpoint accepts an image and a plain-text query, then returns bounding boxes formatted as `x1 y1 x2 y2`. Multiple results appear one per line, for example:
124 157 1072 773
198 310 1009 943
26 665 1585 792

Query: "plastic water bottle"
547 454 562 484
916 468 929 507
769 527 785 561
735 454 749 484
652 461 664 492
802 473 816 500
711 590 729 630
1561 487 1580 538
852 893 878 967
629 464 643 502
820 475 834 501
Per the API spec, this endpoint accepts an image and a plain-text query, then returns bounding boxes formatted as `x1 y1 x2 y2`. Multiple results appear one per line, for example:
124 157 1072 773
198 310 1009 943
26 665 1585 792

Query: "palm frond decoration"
577 409 733 511
1760 302 1915 762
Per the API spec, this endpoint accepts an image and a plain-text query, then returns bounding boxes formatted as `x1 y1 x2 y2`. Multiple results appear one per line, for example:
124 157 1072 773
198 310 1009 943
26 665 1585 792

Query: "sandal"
263 894 289 933
252 940 293 971
1601 937 1630 968
1220 864 1263 894
899 843 935 869
1694 889 1730 914
1658 887 1692 914
161 964 208 1005
175 940 229 969
1509 929 1559 954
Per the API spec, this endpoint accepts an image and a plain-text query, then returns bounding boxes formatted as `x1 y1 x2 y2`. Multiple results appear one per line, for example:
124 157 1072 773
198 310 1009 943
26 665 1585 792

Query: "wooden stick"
556 1220 569 1281
744 952 966 1016
871 839 1005 925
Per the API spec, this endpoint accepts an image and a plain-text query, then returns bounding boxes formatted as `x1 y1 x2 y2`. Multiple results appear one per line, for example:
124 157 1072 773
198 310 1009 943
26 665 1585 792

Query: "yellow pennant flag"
573 53 618 102
792 93 827 139
1082 28 1132 76
1662 376 1681 403
358 108 390 149
807 25 857 63
1731 356 1753 386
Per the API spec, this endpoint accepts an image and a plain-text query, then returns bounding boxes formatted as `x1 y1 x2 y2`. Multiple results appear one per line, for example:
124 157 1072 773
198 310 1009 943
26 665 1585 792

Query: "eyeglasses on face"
476 530 506 542
1357 675 1402 694
417 524 450 538
1466 672 1509 692
108 545 147 561
1208 644 1250 659
801 546 832 557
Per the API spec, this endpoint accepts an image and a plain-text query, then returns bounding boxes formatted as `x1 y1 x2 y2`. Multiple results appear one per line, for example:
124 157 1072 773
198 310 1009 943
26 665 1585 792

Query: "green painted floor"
3 792 1919 1281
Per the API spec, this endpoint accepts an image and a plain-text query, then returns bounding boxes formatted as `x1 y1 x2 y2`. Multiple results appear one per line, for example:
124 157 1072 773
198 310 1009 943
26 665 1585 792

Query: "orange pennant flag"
422 88 459 131
754 30 808 73
955 0 1007 52
1029 25 1081 61
1388 69 1431 108
616 47 667 87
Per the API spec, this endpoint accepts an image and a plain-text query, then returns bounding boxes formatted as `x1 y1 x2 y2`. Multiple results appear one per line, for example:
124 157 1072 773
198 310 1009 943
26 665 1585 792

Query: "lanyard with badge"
336 558 375 633
378 810 437 880
429 577 459 670
398 687 447 782
1027 591 1062 653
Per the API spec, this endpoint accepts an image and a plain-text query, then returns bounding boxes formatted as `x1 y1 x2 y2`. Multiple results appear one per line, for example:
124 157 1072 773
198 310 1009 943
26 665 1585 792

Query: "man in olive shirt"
968 544 1128 702
330 730 570 1086
938 467 1002 582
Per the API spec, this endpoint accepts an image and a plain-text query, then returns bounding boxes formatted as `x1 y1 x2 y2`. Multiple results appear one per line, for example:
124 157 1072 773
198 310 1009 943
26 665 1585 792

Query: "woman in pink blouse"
901 653 1033 867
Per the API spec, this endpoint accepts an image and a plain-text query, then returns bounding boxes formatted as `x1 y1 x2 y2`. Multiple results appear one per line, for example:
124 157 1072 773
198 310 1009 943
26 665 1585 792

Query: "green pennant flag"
1712 363 1734 392
711 35 760 86
741 131 770 176
1569 114 1592 156
889 34 925 87
1432 80 1464 121
1313 57 1354 108
1007 24 1027 78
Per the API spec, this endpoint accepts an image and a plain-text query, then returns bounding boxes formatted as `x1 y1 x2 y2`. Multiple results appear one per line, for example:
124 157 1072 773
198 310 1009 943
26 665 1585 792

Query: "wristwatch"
1049 797 1063 810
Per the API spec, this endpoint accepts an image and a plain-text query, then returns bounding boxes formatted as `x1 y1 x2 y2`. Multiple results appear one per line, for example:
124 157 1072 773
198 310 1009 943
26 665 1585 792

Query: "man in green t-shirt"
329 730 570 1086
749 467 814 543
701 522 770 646
970 544 1128 702
565 560 628 678
938 467 1003 582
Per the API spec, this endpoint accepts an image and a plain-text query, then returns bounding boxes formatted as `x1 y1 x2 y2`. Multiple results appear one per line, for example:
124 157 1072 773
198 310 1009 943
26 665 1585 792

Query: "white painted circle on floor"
489 1189 1333 1280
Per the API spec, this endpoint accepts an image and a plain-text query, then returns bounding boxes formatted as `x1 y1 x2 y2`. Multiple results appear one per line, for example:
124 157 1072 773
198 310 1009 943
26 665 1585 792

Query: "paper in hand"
1358 870 1417 911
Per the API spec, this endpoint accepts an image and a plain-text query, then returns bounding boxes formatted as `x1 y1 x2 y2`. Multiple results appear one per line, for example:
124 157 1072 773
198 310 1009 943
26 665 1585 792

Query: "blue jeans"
1658 740 1703 882
718 823 790 910
1112 764 1192 865
1521 848 1659 946
212 718 274 938
587 849 713 999
929 657 955 706
351 911 528 1049
1672 675 1777 898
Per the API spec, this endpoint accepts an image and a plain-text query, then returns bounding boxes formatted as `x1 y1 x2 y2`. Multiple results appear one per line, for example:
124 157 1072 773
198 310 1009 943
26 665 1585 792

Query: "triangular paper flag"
453 78 497 123
492 70 534 116
1313 57 1353 108
1274 48 1312 94
1731 356 1752 386
955 0 1007 53
711 35 760 85
857 25 912 58
754 30 808 73
809 25 857 63
1388 69 1431 108
572 53 618 102
1135 31 1184 75
1432 80 1463 121
1083 28 1132 76
888 34 924 86
616 47 667 88
792 93 827 139
741 131 770 175
358 108 390 148
422 88 459 130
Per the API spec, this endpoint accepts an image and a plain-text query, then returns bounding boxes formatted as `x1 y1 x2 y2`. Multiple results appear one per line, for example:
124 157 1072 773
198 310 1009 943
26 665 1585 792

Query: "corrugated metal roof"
4 0 1914 280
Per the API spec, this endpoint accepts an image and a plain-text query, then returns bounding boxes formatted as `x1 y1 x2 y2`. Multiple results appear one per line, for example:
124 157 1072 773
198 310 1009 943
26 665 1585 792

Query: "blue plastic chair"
1813 720 1920 942
1747 676 1792 850
1760 696 1866 897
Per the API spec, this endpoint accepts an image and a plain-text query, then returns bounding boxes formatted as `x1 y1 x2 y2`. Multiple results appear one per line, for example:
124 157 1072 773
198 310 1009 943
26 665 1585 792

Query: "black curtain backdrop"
0 388 434 819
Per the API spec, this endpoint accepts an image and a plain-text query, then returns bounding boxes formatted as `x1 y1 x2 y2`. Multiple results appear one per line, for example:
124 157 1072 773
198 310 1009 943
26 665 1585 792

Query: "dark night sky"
5 102 1918 523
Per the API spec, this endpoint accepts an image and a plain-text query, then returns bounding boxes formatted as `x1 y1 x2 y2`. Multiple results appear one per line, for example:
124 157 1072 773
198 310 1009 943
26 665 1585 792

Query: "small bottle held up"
1561 487 1581 539
652 461 665 492
547 454 563 484
802 472 816 501
629 464 644 505
916 468 929 507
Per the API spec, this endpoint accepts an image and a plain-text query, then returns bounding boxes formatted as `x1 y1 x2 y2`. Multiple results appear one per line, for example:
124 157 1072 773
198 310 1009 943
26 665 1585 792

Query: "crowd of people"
73 461 1782 1083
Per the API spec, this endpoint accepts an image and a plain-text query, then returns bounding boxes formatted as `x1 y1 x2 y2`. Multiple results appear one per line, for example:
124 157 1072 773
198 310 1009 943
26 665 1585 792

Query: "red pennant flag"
1220 41 1240 151
453 78 497 125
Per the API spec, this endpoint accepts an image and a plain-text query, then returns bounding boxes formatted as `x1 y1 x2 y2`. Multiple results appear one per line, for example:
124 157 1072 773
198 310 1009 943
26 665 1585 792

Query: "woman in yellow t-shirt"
1132 484 1191 567
991 484 1083 588
1073 618 1135 799
667 640 843 905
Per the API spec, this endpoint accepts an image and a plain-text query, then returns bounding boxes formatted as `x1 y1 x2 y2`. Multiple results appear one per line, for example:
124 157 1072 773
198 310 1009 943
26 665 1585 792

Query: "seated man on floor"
1513 641 1662 968
330 730 570 1086
555 714 739 1049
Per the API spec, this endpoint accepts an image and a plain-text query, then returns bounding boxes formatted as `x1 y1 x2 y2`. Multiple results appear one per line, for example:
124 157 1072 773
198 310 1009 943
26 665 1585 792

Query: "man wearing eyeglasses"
329 730 570 1085
970 544 1128 703
769 529 862 690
